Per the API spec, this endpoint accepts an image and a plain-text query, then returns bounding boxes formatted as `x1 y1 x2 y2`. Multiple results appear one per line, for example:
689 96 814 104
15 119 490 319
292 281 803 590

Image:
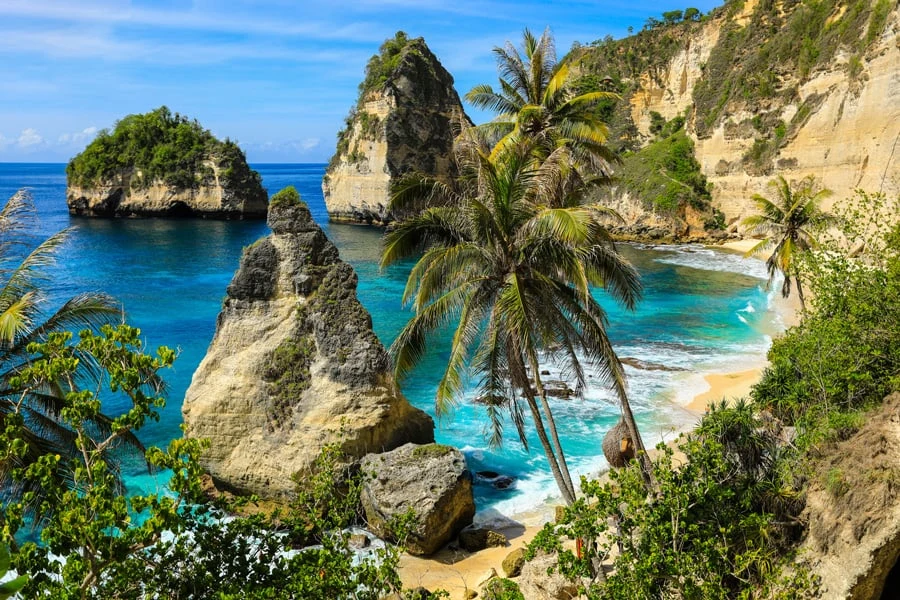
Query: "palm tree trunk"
529 356 576 501
795 276 806 313
523 393 576 505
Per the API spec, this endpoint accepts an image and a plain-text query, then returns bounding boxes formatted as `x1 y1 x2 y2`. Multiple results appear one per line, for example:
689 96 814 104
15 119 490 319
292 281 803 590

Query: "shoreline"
400 239 800 598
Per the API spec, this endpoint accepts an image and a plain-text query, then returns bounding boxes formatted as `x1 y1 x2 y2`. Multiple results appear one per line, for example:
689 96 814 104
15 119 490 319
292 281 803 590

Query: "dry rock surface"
323 37 468 225
182 197 434 498
800 392 900 599
67 158 267 218
360 442 475 556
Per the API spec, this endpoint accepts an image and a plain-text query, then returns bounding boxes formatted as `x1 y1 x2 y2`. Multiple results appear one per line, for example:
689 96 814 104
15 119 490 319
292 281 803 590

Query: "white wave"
653 246 770 280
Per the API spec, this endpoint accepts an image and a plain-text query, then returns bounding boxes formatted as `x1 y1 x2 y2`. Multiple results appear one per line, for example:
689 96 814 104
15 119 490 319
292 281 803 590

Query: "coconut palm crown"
465 27 618 175
0 190 136 501
742 175 834 312
381 139 649 504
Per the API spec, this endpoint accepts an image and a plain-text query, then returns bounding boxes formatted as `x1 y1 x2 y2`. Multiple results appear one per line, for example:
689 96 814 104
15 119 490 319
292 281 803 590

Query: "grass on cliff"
67 105 261 192
692 0 892 137
610 127 712 215
328 31 416 170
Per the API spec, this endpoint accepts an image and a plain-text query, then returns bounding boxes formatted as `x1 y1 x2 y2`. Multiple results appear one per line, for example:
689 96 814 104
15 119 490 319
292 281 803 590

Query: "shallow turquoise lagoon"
0 163 782 521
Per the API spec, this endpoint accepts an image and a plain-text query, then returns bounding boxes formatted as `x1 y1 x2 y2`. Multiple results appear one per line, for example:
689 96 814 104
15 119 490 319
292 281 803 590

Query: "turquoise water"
0 163 781 522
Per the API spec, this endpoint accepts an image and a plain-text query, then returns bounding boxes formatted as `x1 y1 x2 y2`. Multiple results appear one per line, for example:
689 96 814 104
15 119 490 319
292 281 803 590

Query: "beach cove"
1 163 791 573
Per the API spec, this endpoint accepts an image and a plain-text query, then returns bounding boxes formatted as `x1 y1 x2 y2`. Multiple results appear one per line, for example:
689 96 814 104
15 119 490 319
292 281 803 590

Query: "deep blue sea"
0 163 782 523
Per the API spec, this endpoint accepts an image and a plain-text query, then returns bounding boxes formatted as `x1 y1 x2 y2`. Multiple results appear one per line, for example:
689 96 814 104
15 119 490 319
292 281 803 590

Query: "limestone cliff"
66 106 267 218
573 0 900 231
323 33 468 225
182 190 434 498
67 158 267 218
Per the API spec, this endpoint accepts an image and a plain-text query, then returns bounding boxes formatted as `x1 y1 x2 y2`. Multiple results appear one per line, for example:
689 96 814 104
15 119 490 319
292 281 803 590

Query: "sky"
0 0 723 164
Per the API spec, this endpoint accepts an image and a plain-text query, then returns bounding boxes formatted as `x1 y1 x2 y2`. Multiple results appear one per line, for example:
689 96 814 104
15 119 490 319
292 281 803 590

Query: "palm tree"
0 190 130 500
741 175 834 312
381 140 650 504
465 28 618 175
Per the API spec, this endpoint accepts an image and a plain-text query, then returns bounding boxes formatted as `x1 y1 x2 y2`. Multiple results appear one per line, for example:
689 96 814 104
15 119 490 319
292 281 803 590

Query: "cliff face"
800 393 900 599
182 196 434 498
627 2 900 225
67 158 268 218
576 0 900 232
323 36 468 225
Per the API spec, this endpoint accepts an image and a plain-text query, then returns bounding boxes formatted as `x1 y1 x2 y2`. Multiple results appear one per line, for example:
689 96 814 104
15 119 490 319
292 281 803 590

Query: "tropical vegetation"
529 191 900 598
741 175 834 311
0 190 125 500
66 106 261 192
465 28 618 175
382 136 647 504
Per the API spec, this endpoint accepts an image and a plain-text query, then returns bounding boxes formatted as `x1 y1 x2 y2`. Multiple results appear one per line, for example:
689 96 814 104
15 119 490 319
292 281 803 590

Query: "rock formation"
323 33 469 225
573 1 900 234
182 189 434 498
66 106 267 218
359 442 475 555
67 162 268 218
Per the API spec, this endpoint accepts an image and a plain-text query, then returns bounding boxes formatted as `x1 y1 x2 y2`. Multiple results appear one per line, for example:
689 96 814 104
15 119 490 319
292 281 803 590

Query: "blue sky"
0 0 722 163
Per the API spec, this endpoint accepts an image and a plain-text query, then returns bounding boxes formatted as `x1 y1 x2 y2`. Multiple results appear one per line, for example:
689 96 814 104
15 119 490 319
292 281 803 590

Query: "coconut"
602 418 635 468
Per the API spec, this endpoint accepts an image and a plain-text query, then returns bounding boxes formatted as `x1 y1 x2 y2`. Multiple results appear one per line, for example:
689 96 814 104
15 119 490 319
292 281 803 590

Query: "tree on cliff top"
465 28 619 178
742 175 835 312
382 139 648 504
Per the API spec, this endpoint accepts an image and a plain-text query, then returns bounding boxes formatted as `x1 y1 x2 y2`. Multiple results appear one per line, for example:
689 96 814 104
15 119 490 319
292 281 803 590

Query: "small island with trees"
66 106 268 219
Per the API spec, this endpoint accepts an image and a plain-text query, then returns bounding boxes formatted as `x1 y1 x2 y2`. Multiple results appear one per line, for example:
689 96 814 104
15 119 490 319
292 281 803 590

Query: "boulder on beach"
360 443 475 556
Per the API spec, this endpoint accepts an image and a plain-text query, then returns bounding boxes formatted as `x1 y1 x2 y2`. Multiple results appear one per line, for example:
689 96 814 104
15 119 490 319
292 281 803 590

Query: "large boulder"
66 106 267 218
182 192 434 498
360 443 475 556
322 33 470 225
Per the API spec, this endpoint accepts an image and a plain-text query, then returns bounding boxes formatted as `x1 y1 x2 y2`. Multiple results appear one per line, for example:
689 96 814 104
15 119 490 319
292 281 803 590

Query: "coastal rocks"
799 392 900 599
457 527 508 552
501 548 527 578
66 107 267 218
323 33 469 225
360 443 475 556
182 191 434 498
518 551 582 600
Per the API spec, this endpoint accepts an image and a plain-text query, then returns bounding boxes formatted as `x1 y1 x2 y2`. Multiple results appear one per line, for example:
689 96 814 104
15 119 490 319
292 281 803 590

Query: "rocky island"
66 106 268 218
182 186 435 498
322 32 469 225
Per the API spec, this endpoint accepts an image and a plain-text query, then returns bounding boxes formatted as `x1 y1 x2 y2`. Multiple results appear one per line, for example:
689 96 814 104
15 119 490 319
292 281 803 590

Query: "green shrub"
610 130 711 214
270 185 301 209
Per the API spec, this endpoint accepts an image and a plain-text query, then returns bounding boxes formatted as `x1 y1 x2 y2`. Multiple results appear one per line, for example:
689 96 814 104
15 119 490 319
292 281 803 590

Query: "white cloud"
17 128 43 147
58 126 98 145
301 138 320 150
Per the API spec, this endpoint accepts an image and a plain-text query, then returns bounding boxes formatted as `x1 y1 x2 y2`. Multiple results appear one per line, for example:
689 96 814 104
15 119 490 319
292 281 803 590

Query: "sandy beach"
398 239 802 598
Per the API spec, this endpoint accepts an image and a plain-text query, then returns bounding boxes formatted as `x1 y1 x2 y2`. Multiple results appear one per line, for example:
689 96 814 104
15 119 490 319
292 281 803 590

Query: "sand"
398 240 800 598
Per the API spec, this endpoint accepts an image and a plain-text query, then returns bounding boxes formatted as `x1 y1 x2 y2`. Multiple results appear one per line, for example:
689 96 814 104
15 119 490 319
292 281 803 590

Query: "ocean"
0 163 782 524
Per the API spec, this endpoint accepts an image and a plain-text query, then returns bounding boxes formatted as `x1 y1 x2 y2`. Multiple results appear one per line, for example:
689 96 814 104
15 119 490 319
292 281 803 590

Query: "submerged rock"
182 191 434 498
323 32 469 225
360 443 475 556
